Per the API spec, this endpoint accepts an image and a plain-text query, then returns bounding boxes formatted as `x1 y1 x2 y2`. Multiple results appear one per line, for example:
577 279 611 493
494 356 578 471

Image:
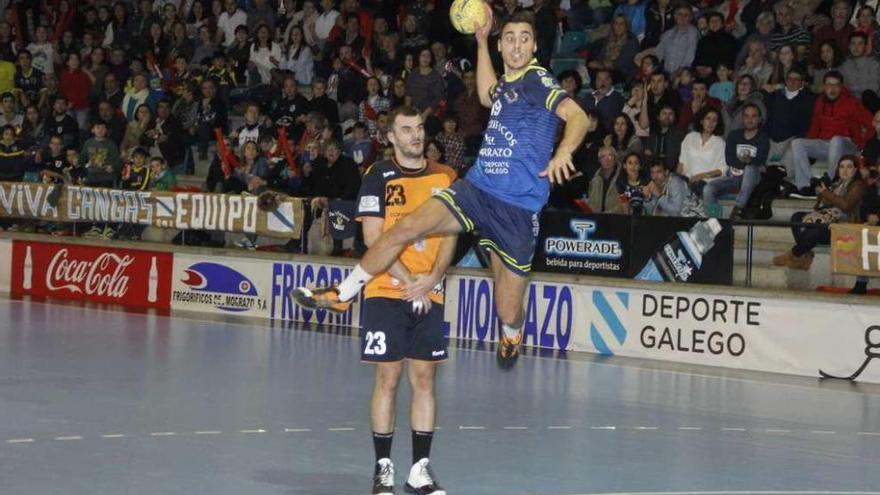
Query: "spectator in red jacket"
789 71 875 196
58 52 93 130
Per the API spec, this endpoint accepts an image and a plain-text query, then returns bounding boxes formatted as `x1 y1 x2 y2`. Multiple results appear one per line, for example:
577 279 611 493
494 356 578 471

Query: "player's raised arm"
540 98 590 185
474 4 497 108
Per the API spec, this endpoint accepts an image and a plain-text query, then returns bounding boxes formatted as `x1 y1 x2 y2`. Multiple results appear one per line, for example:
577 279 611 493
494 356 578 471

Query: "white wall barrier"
8 240 880 384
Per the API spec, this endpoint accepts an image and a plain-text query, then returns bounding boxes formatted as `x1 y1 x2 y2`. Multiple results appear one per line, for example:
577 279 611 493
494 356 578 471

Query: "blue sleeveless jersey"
466 61 565 212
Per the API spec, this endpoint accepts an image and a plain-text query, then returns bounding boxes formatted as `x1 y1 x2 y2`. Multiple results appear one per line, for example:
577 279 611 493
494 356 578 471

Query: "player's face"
498 23 536 72
389 114 425 160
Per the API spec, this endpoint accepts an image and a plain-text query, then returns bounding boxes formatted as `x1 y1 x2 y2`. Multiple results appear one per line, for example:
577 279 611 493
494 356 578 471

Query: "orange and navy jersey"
356 159 456 303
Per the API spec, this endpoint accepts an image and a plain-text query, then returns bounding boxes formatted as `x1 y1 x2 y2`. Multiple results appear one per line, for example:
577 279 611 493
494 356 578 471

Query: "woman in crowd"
722 74 765 137
121 104 154 157
678 107 727 197
358 76 390 140
764 44 796 93
249 23 282 86
773 155 868 270
608 114 643 157
589 14 639 81
616 151 650 215
278 26 314 86
809 41 842 94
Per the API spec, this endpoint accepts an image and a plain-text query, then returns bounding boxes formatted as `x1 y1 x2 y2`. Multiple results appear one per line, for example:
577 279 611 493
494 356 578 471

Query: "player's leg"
490 253 530 369
403 300 447 495
371 361 402 495
291 198 462 312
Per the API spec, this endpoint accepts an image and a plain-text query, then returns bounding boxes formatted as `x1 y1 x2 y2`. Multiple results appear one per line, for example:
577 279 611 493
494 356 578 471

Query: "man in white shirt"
314 0 340 43
217 0 248 48
26 25 55 76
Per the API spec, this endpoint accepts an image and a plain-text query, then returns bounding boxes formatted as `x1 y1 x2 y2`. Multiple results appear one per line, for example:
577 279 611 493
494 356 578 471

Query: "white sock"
337 264 373 302
502 324 522 339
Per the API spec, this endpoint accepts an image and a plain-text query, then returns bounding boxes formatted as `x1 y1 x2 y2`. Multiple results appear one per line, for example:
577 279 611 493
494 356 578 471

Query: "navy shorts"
360 297 447 362
435 179 538 276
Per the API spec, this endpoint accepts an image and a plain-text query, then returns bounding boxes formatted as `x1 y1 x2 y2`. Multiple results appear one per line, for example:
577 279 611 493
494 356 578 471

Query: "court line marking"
589 426 616 430
150 432 176 436
6 438 34 444
634 426 659 431
722 427 747 432
764 429 791 433
194 431 222 435
240 429 266 434
811 430 836 434
54 436 83 441
283 428 311 433
547 426 572 430
101 434 125 438
503 426 528 430
857 431 880 436
679 427 703 431
458 426 485 430
328 427 355 432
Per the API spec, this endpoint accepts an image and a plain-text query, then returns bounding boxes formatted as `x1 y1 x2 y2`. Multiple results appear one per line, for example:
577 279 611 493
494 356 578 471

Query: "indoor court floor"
1 298 880 495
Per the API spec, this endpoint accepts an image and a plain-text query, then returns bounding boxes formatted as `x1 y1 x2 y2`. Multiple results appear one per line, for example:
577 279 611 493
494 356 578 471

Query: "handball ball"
450 0 489 34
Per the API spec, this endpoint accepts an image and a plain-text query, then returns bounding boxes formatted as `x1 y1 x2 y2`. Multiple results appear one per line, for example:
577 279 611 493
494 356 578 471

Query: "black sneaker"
404 458 445 495
372 458 395 495
790 186 817 200
728 206 743 221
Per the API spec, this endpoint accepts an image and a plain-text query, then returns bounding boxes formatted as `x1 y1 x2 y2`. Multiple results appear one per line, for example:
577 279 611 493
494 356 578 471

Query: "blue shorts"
434 179 538 276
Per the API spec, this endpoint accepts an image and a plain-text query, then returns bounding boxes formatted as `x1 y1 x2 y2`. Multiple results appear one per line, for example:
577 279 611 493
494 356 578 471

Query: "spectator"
588 15 640 81
773 155 867 270
677 79 721 131
810 1 853 66
639 70 681 131
406 48 445 122
314 0 340 46
736 38 773 89
722 74 766 138
217 0 247 48
765 66 814 182
693 12 737 80
0 124 25 182
141 98 187 171
769 3 811 54
59 52 93 129
121 73 159 121
271 75 309 140
26 25 56 76
121 104 154 157
608 114 643 157
149 155 177 190
622 84 649 138
20 105 45 151
558 70 583 100
453 69 488 157
678 107 726 197
248 23 281 86
425 138 445 164
278 26 314 86
614 0 647 41
581 69 626 133
855 5 878 55
642 0 674 49
191 25 218 68
839 32 880 112
14 50 43 107
0 90 21 129
588 145 624 214
704 103 769 219
617 152 649 215
343 122 375 170
809 40 843 95
764 44 796 93
247 0 276 35
644 159 703 216
436 115 466 174
359 76 390 140
196 78 227 160
644 104 684 171
790 71 874 197
95 100 127 147
116 147 152 240
45 95 79 150
710 63 734 104
639 3 698 75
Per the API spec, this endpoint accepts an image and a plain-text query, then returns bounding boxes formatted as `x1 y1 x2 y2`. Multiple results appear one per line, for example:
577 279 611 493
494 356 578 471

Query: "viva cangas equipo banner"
7 240 880 383
9 240 174 309
0 182 305 238
831 223 880 277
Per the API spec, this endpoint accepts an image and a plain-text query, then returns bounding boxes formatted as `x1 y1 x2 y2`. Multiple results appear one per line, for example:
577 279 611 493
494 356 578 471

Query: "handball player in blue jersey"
293 8 590 369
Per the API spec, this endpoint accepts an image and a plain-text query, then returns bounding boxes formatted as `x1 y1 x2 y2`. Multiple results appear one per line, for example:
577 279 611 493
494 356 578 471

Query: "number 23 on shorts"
364 331 387 356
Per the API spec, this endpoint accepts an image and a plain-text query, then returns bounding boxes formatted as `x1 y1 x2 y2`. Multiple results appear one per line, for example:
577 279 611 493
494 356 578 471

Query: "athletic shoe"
790 186 817 200
404 458 445 495
496 330 522 370
372 458 395 495
290 286 352 313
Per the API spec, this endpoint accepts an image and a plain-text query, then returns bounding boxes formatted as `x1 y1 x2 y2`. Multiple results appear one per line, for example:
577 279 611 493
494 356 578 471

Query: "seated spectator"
764 66 814 184
851 161 880 293
305 139 362 255
608 114 643 157
638 70 681 132
454 69 489 157
19 105 45 152
809 41 843 95
722 74 766 138
116 147 152 240
693 12 737 80
343 122 376 171
614 0 647 41
425 139 445 164
278 26 314 86
0 91 22 129
359 76 390 141
704 103 770 219
94 100 127 147
736 38 773 90
141 99 187 171
644 104 684 171
121 104 154 158
769 2 811 54
677 78 721 131
436 116 466 174
121 73 159 121
736 11 775 68
15 50 44 109
790 71 874 197
406 48 445 126
588 15 639 82
581 69 626 133
637 4 698 75
573 109 607 184
45 95 80 150
642 0 674 49
557 70 583 100
678 107 726 197
587 146 624 214
809 1 853 68
839 32 880 113
763 44 796 94
196 78 228 160
0 124 25 183
248 24 282 86
855 6 877 54
773 155 868 270
621 84 649 138
616 151 649 215
308 77 339 127
81 120 122 189
644 159 704 217
230 102 267 147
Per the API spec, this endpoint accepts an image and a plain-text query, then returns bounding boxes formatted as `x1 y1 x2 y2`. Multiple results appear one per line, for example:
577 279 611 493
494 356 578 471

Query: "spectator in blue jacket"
764 65 814 178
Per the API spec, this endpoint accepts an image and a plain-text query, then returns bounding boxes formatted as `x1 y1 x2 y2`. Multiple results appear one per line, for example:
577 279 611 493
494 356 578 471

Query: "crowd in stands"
0 0 878 287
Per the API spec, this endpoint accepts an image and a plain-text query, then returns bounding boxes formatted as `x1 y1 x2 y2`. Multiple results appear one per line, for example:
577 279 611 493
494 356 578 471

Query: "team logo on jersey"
504 90 518 104
541 76 558 89
359 195 380 212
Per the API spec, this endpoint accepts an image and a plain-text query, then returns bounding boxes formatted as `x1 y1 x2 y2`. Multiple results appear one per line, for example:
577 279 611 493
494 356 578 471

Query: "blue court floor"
1 298 880 495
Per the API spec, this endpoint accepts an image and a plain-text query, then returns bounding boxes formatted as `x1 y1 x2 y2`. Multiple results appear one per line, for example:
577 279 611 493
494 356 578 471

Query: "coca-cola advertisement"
10 240 173 310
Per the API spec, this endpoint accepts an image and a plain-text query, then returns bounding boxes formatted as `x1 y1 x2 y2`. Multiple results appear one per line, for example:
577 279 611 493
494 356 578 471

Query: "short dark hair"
500 11 536 36
388 105 421 128
557 69 582 94
850 31 869 43
650 71 668 82
742 102 763 119
132 147 149 158
649 159 668 170
824 70 844 84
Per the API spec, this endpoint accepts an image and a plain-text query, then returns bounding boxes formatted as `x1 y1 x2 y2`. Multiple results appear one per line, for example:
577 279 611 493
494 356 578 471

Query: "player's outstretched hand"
540 153 576 185
474 3 494 43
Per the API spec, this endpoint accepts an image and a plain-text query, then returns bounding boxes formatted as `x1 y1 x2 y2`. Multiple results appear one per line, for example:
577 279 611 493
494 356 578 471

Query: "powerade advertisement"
533 213 733 285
